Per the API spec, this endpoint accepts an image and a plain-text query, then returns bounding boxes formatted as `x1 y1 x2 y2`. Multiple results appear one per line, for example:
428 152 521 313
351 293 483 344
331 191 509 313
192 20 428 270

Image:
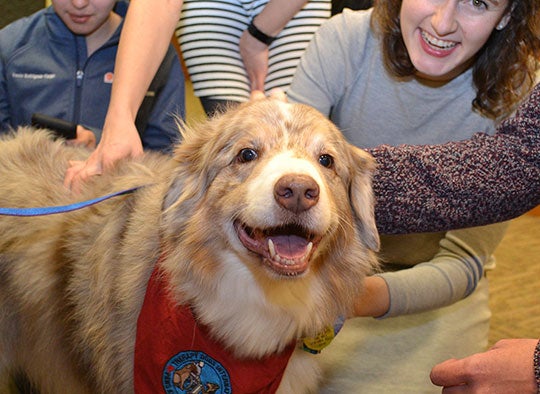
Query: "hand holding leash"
65 126 96 149
32 113 96 150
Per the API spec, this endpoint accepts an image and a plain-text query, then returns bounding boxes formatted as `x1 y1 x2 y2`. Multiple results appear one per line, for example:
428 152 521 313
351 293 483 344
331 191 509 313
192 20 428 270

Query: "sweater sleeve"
370 83 540 235
378 221 509 317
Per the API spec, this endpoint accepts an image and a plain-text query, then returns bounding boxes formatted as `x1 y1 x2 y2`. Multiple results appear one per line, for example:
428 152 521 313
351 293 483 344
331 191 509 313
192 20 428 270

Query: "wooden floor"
489 210 540 346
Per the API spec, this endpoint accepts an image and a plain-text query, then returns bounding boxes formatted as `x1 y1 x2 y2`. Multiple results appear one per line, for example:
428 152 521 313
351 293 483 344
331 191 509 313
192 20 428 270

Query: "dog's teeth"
306 242 313 256
268 239 276 258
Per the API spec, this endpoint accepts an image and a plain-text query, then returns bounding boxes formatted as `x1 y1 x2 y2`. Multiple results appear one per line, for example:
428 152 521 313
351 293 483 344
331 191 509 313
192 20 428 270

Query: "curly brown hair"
371 0 540 119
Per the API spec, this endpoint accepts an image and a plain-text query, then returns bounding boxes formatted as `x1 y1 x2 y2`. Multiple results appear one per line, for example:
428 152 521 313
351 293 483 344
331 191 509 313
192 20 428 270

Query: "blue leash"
0 187 140 217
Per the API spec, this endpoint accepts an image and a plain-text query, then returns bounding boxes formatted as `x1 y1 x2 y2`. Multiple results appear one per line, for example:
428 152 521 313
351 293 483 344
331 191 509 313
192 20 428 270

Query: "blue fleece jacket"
0 1 185 152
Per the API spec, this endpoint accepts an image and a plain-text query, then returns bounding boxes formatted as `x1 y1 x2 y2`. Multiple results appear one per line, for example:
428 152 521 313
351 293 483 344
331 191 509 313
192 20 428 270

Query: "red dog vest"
134 266 296 393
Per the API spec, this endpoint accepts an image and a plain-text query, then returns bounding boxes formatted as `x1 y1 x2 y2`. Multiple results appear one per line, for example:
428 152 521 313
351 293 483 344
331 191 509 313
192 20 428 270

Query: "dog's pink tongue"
270 235 309 259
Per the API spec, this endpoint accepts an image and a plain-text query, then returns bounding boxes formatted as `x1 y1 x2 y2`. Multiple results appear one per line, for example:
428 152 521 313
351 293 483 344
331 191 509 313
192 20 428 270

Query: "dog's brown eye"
319 154 334 168
237 148 258 163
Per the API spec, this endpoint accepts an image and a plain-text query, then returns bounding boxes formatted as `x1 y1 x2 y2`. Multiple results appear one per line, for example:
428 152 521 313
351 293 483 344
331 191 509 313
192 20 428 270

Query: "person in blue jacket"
0 0 185 152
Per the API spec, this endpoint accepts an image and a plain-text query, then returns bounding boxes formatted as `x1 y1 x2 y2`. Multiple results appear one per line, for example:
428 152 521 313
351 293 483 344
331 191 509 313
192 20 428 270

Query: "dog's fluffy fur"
0 99 379 393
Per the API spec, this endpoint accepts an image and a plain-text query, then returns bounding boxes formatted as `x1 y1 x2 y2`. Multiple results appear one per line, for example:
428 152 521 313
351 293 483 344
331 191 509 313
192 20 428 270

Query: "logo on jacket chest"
11 72 56 80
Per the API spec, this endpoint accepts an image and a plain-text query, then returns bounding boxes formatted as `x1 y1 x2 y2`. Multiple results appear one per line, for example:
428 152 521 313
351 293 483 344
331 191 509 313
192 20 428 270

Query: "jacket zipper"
76 69 84 87
74 34 86 124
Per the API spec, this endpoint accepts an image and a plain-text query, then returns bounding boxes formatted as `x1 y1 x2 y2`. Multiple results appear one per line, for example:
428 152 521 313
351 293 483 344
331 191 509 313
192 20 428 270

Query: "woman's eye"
237 148 258 163
319 154 334 168
470 0 488 9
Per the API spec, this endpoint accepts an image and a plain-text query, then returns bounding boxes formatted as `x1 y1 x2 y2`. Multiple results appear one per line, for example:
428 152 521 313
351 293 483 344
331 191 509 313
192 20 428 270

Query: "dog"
0 98 379 393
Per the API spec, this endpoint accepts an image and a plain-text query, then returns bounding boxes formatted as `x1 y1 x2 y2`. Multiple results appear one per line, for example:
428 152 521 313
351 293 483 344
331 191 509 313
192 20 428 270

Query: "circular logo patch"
162 351 232 393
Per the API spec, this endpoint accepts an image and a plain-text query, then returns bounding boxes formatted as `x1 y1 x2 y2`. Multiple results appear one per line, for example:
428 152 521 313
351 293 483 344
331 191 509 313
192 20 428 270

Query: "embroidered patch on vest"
162 350 232 393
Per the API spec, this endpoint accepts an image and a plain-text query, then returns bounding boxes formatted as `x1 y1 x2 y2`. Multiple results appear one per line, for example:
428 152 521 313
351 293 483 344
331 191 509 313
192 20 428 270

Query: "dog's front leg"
277 348 320 394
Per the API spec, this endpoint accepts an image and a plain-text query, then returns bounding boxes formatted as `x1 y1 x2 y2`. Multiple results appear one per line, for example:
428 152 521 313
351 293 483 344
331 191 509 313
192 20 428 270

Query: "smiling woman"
371 0 539 119
287 0 540 391
402 0 510 80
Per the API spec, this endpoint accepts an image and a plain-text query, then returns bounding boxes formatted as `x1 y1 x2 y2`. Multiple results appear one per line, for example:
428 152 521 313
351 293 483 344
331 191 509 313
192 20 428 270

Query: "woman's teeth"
421 30 457 49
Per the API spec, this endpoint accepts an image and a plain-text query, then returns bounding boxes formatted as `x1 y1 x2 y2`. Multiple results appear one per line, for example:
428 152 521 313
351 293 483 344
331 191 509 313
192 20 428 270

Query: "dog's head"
161 98 379 349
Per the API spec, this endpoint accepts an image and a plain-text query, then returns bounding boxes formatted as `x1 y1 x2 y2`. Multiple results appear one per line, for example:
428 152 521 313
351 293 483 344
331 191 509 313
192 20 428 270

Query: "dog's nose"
274 174 319 213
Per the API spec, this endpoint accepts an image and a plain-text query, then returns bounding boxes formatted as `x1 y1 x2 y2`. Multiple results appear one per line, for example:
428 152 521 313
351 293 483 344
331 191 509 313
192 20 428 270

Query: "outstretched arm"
64 0 184 191
371 83 540 235
354 221 508 318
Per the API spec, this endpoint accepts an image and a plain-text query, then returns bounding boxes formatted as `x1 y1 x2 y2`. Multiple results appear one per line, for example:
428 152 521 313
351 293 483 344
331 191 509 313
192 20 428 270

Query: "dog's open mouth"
234 220 320 276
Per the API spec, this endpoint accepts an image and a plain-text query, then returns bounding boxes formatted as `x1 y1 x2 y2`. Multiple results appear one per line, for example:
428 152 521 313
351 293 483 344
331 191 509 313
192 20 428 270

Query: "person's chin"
67 25 96 36
410 53 462 81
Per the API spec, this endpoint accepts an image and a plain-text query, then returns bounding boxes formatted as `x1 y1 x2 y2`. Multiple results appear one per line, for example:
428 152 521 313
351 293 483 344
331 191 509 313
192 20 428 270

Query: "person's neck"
414 59 474 88
85 12 122 56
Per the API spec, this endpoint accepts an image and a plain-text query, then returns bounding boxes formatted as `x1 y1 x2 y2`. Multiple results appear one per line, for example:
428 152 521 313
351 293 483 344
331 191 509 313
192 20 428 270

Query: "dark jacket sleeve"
370 83 540 235
139 46 186 153
0 52 9 132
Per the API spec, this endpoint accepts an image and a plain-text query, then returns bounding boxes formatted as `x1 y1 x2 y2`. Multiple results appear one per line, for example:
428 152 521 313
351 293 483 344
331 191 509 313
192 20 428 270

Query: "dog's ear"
348 146 380 252
162 162 208 217
162 117 231 216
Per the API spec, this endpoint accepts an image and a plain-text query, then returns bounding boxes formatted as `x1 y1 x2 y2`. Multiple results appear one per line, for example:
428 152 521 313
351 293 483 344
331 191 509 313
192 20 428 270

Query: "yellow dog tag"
302 316 345 354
